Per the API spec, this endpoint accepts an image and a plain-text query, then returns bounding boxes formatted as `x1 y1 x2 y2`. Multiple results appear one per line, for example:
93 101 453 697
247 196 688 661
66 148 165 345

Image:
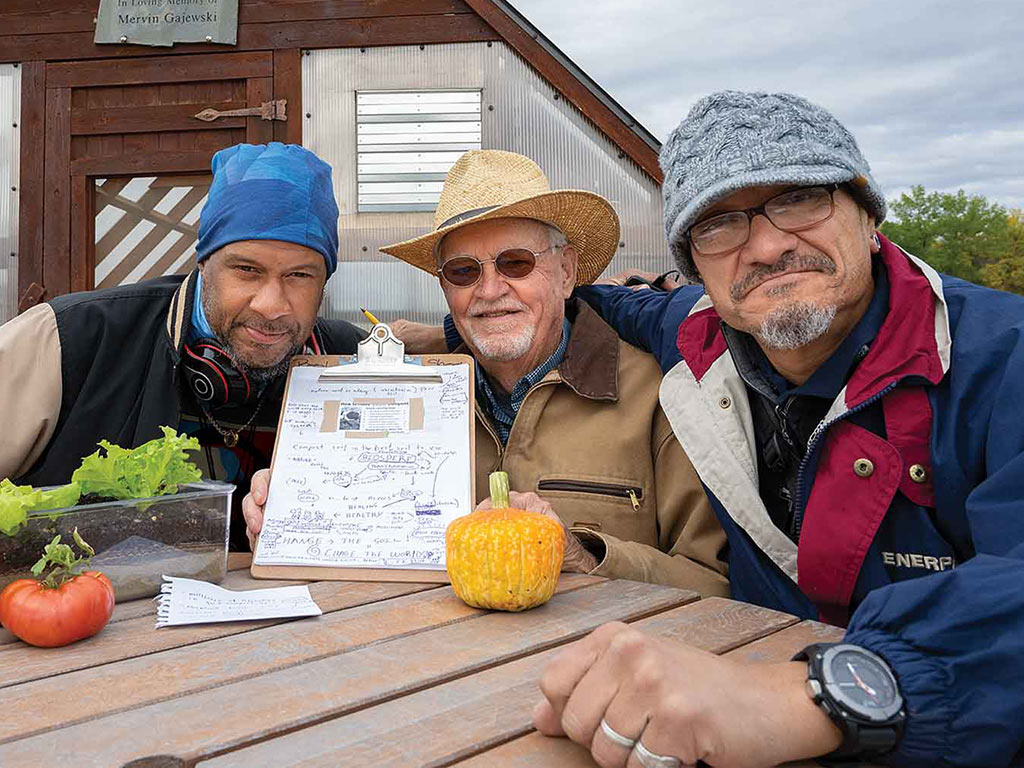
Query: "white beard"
756 302 837 350
465 323 536 362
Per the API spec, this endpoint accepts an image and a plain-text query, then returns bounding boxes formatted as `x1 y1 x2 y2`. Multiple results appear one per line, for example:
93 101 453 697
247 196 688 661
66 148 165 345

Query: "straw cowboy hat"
380 150 620 285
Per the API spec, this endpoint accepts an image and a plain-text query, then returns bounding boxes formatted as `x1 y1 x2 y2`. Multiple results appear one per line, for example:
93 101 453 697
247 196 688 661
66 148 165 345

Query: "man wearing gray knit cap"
537 91 1024 768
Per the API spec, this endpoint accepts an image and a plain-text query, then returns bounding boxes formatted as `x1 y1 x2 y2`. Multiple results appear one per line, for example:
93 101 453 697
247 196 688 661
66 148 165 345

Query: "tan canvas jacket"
0 303 63 481
472 301 729 597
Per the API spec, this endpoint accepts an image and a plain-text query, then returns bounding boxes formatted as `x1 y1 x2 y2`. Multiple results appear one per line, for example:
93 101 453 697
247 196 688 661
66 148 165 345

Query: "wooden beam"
240 0 471 24
16 61 45 312
71 102 247 136
245 77 275 145
0 14 497 63
71 150 217 176
0 4 95 37
0 0 471 36
47 52 273 88
273 49 302 145
236 12 495 50
69 174 93 292
42 87 71 299
461 0 662 183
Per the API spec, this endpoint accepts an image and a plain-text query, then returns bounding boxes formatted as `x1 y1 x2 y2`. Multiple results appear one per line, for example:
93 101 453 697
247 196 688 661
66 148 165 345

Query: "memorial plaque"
95 0 238 47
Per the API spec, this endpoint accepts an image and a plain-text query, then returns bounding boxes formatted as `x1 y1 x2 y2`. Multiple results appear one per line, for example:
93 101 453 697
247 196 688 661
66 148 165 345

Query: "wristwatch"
794 643 906 759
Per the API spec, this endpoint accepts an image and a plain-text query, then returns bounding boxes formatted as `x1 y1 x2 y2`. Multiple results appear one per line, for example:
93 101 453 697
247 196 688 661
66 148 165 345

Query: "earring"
871 233 881 252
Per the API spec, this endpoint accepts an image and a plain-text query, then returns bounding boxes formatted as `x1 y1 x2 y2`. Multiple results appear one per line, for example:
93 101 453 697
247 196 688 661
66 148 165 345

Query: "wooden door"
18 49 302 310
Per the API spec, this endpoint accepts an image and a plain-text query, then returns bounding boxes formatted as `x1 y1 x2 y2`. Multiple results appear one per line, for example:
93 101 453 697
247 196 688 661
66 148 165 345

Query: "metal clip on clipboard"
318 323 444 383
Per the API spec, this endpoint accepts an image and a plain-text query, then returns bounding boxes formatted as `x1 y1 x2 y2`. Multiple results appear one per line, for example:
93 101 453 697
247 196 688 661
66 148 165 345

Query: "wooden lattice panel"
94 174 209 288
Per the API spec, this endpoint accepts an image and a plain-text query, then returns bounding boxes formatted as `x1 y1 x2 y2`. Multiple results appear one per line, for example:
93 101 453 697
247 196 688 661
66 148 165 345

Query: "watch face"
825 647 901 720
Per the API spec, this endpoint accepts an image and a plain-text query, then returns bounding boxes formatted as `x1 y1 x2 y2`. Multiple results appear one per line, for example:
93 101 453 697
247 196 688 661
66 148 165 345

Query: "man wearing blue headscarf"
0 142 363 550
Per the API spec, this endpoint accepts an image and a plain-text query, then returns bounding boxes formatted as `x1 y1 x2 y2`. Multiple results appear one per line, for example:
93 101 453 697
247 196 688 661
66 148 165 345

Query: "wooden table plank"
724 620 844 664
462 733 871 768
0 580 442 688
455 620 853 768
0 573 600 742
458 733 610 768
0 578 683 765
199 598 798 767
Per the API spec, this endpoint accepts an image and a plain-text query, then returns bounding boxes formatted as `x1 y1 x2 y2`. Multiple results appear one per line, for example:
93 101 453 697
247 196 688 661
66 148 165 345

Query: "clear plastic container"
0 481 234 602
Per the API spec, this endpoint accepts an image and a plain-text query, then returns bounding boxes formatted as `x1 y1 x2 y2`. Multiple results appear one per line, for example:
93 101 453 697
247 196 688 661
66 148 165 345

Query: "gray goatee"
756 302 837 350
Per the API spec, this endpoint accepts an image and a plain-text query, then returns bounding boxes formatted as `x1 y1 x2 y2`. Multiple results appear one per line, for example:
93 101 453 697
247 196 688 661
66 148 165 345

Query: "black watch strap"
794 643 905 760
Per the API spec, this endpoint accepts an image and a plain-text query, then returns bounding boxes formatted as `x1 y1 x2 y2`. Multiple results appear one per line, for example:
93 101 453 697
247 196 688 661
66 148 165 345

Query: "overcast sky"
513 0 1024 211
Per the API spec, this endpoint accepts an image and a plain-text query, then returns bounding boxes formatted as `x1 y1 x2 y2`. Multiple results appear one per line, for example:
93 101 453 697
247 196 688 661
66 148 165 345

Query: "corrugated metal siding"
357 89 482 213
304 42 668 328
0 65 19 323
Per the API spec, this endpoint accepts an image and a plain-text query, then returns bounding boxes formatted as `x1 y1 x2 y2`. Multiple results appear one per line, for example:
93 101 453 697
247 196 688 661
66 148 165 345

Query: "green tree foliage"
979 211 1024 294
881 186 1013 286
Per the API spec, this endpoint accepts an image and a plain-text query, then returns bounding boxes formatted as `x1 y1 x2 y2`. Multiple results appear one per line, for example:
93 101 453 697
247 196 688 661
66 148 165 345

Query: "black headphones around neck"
182 338 253 409
181 329 324 410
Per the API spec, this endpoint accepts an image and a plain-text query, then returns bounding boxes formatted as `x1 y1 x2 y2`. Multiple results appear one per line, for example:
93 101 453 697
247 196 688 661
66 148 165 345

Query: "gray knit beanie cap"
661 91 886 282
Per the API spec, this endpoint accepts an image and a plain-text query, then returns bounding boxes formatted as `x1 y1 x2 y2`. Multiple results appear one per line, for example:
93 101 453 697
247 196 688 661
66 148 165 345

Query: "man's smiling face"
691 184 877 349
199 239 326 380
438 217 575 369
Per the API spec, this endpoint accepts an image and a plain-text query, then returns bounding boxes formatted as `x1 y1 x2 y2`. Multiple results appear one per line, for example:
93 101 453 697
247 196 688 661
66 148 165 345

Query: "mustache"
730 251 836 301
466 299 529 317
231 314 300 336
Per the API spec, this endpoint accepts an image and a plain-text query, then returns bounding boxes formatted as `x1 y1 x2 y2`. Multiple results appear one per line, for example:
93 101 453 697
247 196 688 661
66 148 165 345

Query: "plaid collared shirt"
476 318 571 444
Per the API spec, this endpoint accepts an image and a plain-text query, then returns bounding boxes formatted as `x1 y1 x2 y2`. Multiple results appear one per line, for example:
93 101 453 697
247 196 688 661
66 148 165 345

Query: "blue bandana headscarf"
195 142 340 276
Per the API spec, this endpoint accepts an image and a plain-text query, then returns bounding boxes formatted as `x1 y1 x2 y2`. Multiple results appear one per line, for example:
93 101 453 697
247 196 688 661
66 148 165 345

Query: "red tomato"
0 571 115 647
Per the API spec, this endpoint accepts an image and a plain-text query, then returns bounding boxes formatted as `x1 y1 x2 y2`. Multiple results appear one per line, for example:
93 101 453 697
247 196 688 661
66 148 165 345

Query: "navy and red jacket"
578 236 1024 767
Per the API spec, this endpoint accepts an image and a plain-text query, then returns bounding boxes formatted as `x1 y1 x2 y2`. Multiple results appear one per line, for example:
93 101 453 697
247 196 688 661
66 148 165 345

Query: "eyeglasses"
438 244 560 287
687 184 840 257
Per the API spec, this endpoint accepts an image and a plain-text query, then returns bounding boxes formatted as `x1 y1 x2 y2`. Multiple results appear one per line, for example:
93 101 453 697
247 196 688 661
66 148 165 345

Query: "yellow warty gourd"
445 471 565 611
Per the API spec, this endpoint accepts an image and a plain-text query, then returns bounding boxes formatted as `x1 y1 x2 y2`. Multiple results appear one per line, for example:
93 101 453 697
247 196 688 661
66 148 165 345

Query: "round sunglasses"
437 244 561 288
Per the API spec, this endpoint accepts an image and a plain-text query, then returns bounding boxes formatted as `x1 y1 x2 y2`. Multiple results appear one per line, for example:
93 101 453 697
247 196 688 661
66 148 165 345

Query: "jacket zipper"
479 378 644 509
537 480 642 511
791 382 897 540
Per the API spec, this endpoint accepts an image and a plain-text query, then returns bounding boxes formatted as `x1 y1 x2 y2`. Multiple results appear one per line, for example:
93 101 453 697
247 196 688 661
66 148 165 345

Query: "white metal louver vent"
356 90 482 213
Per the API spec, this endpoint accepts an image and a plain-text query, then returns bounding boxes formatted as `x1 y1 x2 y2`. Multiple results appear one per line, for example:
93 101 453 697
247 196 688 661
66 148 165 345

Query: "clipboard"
250 323 475 583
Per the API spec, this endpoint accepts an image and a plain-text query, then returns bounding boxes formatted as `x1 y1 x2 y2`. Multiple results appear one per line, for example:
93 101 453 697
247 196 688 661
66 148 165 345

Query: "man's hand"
476 490 599 573
533 622 843 768
597 269 683 291
242 468 271 551
389 319 448 354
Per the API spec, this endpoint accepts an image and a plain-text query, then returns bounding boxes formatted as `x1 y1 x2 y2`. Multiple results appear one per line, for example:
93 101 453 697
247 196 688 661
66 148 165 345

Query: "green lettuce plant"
1 427 202 537
0 480 81 535
71 426 201 500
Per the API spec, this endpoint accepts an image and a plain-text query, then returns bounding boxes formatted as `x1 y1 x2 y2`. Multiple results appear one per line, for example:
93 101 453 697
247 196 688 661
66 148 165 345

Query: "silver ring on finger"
633 740 681 768
599 718 638 750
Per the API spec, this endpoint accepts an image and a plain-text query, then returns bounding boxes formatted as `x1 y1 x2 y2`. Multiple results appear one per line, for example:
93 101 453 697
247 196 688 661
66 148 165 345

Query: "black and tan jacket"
0 271 362 488
472 300 730 597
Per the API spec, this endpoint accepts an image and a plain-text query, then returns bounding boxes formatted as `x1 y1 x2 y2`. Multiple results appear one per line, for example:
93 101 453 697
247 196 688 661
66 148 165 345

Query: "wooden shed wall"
1 0 660 311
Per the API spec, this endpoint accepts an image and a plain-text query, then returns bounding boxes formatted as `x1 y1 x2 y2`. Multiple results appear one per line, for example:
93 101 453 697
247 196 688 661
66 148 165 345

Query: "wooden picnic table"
0 553 849 767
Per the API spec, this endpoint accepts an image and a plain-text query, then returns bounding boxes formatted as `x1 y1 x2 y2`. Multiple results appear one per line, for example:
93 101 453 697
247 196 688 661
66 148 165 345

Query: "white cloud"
512 0 1024 208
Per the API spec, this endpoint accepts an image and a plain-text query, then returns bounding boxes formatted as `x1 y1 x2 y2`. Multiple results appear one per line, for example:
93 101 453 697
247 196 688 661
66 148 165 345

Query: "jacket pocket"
537 479 642 511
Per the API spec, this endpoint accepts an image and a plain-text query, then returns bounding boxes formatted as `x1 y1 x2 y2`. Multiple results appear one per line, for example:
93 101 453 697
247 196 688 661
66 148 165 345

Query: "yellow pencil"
360 307 381 325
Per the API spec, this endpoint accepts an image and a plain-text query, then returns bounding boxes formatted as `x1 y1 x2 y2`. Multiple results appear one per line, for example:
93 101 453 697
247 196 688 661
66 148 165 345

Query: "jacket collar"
677 235 951 406
456 298 620 402
558 298 619 401
164 268 199 361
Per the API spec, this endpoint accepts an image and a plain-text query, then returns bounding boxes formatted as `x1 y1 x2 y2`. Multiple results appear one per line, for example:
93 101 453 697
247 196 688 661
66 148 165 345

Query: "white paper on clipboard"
252 326 473 571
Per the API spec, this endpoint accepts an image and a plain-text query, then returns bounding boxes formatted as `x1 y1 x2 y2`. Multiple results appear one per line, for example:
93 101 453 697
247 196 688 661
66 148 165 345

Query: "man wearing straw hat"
243 149 729 596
